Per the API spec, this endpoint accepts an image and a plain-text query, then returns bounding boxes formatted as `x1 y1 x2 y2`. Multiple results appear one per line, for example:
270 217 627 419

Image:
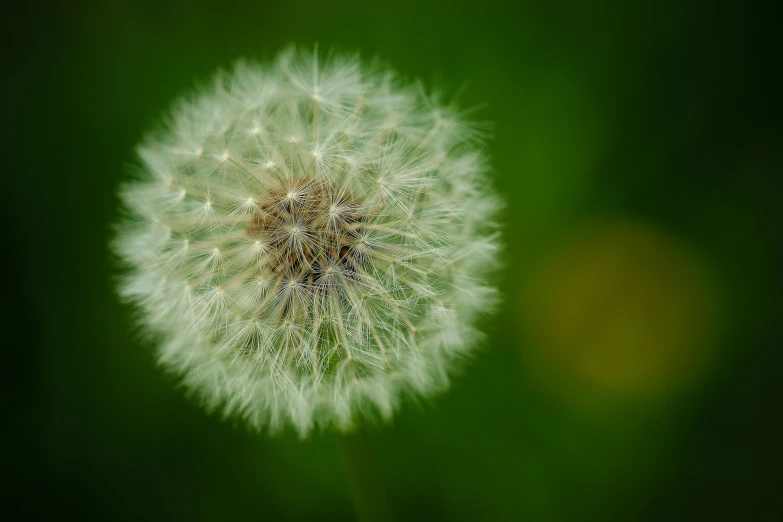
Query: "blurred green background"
5 0 780 520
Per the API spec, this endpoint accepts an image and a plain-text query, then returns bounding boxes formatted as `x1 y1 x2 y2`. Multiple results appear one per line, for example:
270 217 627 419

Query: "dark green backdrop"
5 0 780 520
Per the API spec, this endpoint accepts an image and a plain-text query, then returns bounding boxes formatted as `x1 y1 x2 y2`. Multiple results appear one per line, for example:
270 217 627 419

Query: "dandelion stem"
337 429 395 522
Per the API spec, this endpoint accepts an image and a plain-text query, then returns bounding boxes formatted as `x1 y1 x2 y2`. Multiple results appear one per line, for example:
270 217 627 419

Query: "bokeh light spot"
521 219 717 404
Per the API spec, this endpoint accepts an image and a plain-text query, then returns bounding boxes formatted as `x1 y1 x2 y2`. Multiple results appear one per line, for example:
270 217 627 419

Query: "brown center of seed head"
246 177 366 289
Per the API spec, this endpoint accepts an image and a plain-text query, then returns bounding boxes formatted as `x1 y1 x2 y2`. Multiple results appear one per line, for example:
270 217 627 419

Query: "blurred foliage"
4 0 780 521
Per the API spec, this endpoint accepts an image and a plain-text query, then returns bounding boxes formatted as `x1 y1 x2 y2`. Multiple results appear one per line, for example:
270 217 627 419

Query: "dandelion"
114 47 501 436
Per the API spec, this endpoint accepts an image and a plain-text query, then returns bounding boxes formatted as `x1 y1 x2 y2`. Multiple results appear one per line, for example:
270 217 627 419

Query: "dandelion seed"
113 46 501 436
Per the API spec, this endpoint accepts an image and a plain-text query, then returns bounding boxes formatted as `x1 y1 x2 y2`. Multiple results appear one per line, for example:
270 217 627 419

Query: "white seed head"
114 47 502 436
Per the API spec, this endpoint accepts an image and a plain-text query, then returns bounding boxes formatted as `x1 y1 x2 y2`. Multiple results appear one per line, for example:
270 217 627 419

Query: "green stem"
337 428 395 522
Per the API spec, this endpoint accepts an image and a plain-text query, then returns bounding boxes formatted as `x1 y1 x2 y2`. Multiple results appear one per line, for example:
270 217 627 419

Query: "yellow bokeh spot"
521 219 717 403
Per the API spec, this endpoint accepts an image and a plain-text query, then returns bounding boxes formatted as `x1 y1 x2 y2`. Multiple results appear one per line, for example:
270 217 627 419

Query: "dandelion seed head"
114 47 501 436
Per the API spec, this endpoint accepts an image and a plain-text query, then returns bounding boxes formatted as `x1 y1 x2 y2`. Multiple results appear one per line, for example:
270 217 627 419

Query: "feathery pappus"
114 47 502 436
